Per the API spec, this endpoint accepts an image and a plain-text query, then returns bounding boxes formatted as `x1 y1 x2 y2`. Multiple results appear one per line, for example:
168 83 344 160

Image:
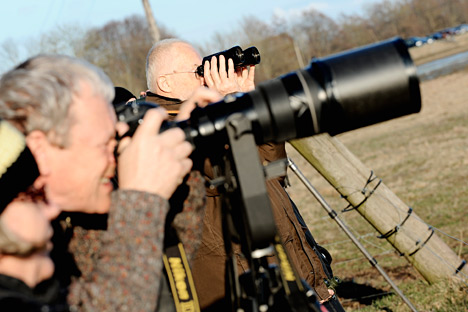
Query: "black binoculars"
196 46 261 77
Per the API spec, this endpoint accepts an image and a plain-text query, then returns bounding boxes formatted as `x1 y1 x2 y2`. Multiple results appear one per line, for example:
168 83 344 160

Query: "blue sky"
0 0 382 44
0 0 382 72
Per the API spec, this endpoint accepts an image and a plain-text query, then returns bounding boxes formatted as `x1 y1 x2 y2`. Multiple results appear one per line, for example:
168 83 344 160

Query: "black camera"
195 46 261 77
115 37 420 148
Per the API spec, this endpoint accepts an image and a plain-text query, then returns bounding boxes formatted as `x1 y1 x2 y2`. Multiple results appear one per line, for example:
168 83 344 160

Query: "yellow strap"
163 243 200 312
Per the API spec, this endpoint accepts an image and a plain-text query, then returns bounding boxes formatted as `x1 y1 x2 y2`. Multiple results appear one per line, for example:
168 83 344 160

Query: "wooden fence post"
289 134 467 283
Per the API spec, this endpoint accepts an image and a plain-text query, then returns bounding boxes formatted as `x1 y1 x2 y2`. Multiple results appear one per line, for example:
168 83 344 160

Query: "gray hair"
0 54 115 146
145 38 191 92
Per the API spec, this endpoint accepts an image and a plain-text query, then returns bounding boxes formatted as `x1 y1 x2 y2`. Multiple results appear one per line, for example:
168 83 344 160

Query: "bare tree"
364 0 404 39
79 15 174 95
337 15 376 49
239 15 276 44
28 24 86 56
0 40 23 74
200 31 239 56
0 24 86 74
270 8 340 60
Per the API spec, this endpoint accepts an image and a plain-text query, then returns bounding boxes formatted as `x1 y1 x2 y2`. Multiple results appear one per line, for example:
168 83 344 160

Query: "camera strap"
163 243 200 312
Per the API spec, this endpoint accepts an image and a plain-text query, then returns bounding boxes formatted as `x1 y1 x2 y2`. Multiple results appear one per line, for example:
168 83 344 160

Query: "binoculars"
196 46 261 77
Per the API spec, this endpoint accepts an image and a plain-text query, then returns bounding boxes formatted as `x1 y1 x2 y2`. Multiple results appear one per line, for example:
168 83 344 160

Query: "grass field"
284 35 468 311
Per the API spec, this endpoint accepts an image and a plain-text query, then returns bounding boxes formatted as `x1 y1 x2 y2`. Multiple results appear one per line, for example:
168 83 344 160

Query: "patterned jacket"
52 172 206 311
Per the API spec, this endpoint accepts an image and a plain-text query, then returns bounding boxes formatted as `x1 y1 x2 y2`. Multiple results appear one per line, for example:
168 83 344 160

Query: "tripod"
207 112 324 312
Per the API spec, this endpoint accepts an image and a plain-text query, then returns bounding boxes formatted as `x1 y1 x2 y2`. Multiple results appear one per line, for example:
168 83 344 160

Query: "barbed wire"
288 164 468 288
298 179 468 284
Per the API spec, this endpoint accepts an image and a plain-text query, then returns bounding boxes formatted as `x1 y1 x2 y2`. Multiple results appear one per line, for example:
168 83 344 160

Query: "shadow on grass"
336 279 393 307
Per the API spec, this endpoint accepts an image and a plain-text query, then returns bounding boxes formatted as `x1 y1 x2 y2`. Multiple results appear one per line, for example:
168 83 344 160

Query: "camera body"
196 46 261 77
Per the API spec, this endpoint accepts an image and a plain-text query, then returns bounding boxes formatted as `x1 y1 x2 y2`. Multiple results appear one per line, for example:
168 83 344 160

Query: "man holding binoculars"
145 39 256 107
144 39 341 311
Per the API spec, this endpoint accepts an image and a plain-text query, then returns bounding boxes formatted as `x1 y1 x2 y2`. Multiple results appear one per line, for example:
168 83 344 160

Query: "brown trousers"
191 143 331 309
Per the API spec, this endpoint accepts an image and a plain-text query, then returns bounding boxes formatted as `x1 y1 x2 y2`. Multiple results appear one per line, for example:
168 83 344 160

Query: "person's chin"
88 180 114 213
65 194 111 214
39 257 55 283
31 249 55 284
91 196 112 214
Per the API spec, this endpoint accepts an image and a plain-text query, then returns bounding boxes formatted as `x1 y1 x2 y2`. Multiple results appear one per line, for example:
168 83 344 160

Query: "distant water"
417 50 468 81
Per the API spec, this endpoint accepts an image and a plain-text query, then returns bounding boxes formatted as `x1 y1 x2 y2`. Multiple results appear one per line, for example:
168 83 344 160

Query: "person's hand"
203 55 243 96
203 55 256 95
116 108 193 199
175 87 223 121
235 65 255 92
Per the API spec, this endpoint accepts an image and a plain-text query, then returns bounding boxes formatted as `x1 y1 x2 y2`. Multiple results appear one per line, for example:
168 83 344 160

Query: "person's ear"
26 130 52 176
157 75 172 93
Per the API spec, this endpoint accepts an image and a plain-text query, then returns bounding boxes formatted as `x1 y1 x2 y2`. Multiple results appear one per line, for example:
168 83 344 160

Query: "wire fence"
285 153 468 286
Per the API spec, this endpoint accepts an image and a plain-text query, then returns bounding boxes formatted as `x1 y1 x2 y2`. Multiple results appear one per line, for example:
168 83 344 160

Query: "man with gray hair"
0 54 220 310
145 38 255 114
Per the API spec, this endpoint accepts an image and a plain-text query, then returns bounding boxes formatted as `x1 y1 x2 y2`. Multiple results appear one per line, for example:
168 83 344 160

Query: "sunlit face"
43 82 118 214
165 43 204 100
0 188 60 286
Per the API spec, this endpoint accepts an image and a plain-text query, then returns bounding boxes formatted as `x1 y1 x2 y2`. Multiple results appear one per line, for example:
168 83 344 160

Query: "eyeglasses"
162 70 201 79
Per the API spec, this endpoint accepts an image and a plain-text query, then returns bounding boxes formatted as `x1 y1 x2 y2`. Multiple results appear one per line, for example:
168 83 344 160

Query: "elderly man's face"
166 43 204 100
43 82 118 214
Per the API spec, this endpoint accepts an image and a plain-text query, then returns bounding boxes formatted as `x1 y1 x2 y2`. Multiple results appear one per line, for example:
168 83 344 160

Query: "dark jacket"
0 274 68 312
